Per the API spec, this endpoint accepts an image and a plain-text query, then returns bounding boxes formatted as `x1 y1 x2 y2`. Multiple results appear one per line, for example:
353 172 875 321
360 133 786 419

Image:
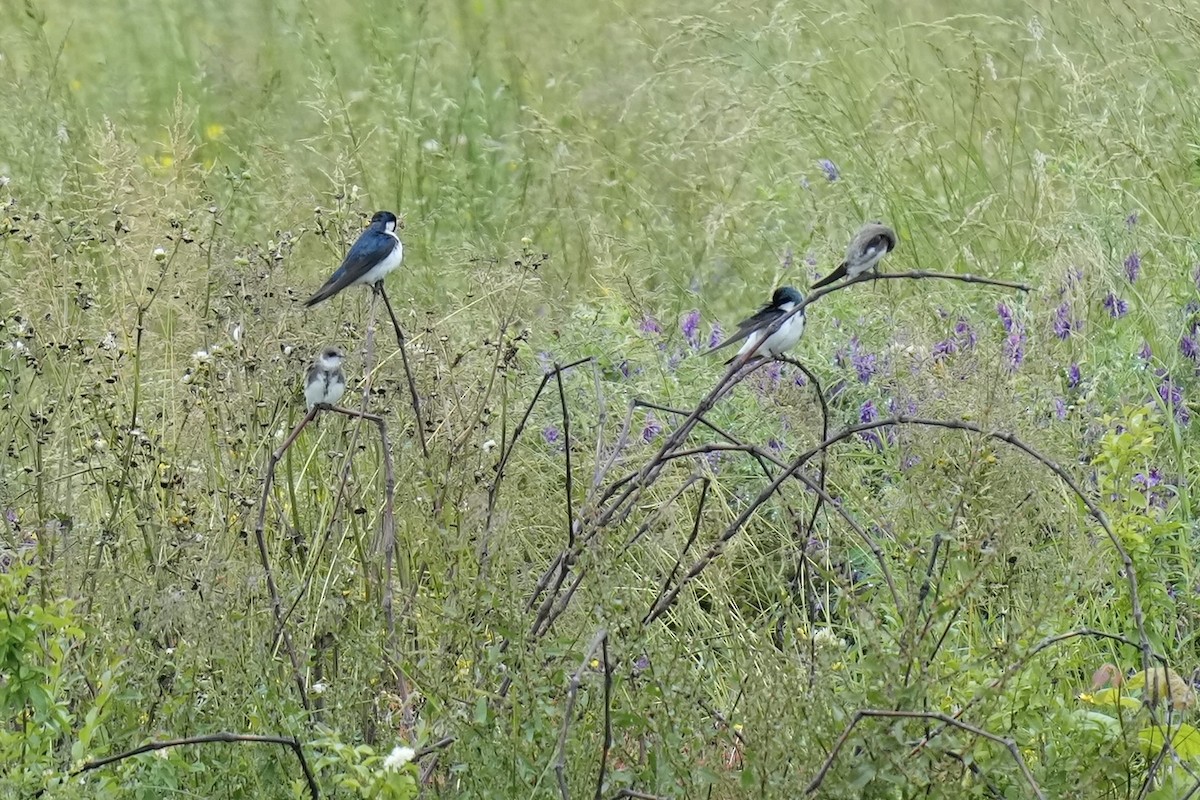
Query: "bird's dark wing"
304 230 395 307
304 361 322 387
709 302 784 353
811 261 848 290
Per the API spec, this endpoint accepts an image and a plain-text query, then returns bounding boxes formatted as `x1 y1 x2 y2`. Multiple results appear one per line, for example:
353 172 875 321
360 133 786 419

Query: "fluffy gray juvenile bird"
304 346 347 409
811 222 898 290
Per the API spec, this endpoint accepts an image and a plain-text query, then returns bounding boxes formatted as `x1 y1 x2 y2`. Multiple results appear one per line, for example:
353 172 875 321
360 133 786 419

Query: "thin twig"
554 629 609 800
645 479 709 624
487 357 593 531
595 635 613 800
556 365 576 548
254 405 319 710
378 284 429 457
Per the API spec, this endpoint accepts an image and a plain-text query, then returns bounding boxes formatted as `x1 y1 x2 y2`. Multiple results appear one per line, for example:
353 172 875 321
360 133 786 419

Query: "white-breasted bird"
710 286 806 364
304 211 404 307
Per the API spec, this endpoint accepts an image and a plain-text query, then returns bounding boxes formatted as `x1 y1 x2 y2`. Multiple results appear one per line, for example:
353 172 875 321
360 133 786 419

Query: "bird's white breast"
736 304 805 359
357 235 404 286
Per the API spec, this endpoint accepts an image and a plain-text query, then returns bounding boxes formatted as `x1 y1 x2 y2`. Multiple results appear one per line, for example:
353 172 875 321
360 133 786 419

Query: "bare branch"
554 629 609 800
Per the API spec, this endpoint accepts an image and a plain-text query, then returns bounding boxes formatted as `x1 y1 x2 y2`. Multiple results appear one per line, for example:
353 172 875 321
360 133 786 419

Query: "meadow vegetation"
3 0 1200 796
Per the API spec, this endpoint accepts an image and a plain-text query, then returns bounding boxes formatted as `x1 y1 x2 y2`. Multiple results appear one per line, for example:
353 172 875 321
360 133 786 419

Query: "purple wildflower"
1103 292 1129 318
641 417 663 443
1124 252 1141 283
901 454 920 470
996 302 1015 333
1138 341 1153 361
859 401 882 450
781 247 794 270
681 310 701 349
793 371 807 388
805 251 818 266
667 351 682 372
932 339 957 363
764 361 782 387
818 159 839 182
767 438 785 454
955 319 977 349
1067 363 1081 388
708 323 723 350
1053 398 1068 420
852 351 877 384
543 425 561 446
1126 211 1138 228
639 316 662 335
1181 335 1200 363
1053 302 1073 340
1003 329 1026 372
1157 378 1190 426
1133 469 1163 489
617 359 631 379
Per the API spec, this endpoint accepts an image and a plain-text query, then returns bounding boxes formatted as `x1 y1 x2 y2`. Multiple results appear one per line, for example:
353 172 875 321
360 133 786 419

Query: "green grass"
3 0 1200 797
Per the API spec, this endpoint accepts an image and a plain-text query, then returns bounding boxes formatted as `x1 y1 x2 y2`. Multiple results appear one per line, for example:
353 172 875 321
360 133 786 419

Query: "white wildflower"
481 439 497 452
153 247 167 262
382 745 416 771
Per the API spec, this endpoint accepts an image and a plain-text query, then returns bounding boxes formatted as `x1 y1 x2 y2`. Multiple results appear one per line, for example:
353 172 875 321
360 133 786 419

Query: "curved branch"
69 733 320 800
639 416 1149 670
804 710 1044 798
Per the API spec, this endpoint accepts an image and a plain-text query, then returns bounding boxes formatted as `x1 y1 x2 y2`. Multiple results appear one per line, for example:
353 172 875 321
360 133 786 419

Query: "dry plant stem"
253 404 319 711
556 365 576 548
70 733 319 800
589 360 608 495
323 403 408 719
776 356 830 535
632 399 783 485
554 628 609 800
643 478 709 625
378 284 429 458
803 709 1045 799
620 474 703 554
595 636 613 800
610 791 664 800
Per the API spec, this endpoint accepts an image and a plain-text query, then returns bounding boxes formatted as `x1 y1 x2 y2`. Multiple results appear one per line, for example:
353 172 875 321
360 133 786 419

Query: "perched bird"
303 211 404 307
710 286 806 364
811 222 898 290
304 346 347 410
